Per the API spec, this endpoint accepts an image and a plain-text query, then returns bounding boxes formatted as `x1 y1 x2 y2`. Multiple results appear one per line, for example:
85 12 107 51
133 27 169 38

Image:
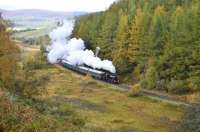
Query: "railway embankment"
18 43 199 107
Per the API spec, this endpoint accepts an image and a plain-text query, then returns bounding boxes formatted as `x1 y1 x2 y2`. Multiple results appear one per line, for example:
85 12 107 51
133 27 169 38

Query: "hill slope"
72 0 200 94
1 9 87 18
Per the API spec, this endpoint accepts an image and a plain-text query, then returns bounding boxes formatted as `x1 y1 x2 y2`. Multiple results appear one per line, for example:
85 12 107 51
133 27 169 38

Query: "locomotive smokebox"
95 47 100 57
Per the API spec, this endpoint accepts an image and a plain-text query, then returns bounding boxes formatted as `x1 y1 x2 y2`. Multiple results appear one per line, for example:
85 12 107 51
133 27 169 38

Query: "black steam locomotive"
41 46 119 84
61 60 119 84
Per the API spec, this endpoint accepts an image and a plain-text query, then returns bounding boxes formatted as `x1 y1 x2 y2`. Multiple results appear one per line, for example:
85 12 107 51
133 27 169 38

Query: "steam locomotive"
61 60 119 84
41 46 119 84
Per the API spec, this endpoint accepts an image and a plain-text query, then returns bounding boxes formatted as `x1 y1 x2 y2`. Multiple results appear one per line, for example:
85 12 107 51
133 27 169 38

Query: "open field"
8 16 58 38
32 66 185 131
12 19 56 39
0 62 186 131
10 43 186 131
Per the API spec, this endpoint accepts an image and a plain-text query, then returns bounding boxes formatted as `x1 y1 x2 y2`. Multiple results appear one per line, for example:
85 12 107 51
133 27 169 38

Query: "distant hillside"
0 9 6 12
0 9 87 18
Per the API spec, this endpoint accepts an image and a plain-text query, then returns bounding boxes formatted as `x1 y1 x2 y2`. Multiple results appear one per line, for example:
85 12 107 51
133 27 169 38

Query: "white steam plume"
47 20 116 73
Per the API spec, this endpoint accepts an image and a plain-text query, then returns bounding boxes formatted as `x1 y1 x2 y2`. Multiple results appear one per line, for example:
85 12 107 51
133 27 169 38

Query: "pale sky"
0 0 116 12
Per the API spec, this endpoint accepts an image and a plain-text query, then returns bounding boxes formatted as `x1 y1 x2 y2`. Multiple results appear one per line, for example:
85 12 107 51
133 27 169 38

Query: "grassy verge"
33 67 185 131
0 63 187 131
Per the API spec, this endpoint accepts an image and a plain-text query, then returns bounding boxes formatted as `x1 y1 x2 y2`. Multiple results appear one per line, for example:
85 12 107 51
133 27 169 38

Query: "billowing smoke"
47 20 116 73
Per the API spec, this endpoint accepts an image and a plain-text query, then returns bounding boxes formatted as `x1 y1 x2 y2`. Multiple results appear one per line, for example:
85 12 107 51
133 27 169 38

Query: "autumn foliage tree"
127 8 144 66
0 20 19 89
73 0 200 93
112 13 129 73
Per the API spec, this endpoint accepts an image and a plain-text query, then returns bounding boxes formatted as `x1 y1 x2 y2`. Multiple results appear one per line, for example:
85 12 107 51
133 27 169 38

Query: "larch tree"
127 8 144 66
96 12 118 60
148 5 168 57
112 12 129 73
72 0 200 93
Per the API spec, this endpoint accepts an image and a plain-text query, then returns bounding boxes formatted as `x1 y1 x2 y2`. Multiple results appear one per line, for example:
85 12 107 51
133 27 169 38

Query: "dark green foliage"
72 0 200 93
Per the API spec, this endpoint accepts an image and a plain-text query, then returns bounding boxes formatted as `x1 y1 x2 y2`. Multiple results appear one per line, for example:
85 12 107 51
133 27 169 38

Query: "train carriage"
61 60 119 84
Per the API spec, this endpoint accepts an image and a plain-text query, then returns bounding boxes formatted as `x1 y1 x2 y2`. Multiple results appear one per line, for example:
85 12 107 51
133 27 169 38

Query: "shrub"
156 79 167 91
141 67 158 90
14 75 49 98
187 76 200 92
130 83 141 96
167 80 189 94
23 52 47 71
0 94 84 131
133 64 144 80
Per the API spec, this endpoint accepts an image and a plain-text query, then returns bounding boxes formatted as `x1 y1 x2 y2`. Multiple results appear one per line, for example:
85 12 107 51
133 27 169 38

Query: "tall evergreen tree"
96 12 118 59
127 8 144 66
148 5 168 57
112 13 129 73
72 0 200 93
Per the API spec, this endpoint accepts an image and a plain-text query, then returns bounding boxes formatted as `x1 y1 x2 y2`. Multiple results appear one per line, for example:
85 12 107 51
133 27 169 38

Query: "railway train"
41 46 119 84
61 60 119 84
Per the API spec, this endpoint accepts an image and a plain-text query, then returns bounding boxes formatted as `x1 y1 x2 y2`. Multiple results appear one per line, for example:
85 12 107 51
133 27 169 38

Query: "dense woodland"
72 0 200 93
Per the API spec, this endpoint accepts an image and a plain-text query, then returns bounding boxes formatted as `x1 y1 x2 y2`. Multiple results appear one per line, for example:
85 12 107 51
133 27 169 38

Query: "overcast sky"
0 0 116 12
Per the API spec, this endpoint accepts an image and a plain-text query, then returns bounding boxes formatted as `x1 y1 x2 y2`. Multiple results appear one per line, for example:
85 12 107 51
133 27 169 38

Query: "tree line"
72 0 200 93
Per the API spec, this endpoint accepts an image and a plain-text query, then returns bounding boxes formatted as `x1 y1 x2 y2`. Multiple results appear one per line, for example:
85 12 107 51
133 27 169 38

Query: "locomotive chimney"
95 47 100 57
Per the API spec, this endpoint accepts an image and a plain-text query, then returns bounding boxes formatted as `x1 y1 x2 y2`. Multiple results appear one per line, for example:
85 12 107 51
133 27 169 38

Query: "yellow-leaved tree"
127 8 144 65
0 20 19 89
112 12 129 73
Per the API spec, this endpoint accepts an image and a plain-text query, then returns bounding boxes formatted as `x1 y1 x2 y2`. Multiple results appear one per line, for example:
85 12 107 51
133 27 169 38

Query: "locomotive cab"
110 75 119 84
106 74 119 84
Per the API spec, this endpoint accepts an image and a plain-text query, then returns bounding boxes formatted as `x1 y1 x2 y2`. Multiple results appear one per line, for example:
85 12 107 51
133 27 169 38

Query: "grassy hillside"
1 65 185 131
2 9 86 18
43 66 186 131
0 41 186 131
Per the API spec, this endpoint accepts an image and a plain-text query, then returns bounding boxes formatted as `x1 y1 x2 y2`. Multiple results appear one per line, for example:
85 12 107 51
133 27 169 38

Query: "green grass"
9 17 57 40
30 67 185 132
0 45 186 131
0 65 186 131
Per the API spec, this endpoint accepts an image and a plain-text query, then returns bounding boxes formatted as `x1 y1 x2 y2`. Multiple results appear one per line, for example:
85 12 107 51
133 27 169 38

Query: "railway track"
55 64 200 107
16 38 199 107
119 84 199 106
